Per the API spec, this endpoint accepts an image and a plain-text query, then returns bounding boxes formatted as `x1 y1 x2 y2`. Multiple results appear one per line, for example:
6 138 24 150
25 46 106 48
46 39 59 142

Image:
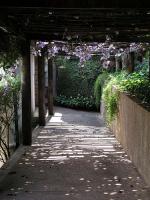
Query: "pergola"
0 0 150 145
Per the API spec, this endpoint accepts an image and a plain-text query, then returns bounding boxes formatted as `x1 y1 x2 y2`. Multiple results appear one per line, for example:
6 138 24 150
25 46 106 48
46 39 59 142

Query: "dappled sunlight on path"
0 107 150 200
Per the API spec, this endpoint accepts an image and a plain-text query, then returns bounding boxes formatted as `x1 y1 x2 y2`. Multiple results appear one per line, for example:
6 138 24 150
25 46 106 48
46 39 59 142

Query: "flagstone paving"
0 107 150 200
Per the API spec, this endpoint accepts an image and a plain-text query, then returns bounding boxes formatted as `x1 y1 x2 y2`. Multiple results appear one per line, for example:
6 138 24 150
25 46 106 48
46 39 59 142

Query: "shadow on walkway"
0 107 150 200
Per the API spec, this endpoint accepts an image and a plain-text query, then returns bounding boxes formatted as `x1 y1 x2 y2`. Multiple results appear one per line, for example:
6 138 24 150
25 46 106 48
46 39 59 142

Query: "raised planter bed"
106 93 150 186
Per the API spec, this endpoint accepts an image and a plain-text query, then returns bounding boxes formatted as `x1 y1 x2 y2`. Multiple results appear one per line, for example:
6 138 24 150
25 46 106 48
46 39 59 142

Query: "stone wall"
110 93 150 186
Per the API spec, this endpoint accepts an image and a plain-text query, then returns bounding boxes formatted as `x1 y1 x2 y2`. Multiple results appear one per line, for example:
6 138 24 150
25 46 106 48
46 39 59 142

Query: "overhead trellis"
1 6 150 42
1 1 150 146
31 40 150 65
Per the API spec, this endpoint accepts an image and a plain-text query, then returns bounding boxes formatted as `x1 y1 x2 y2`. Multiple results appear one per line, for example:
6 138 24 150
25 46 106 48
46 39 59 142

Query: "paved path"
0 107 150 200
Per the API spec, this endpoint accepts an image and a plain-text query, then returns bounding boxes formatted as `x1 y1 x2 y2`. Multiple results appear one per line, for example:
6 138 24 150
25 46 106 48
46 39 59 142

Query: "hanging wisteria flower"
6 65 18 77
30 40 150 68
0 66 20 98
37 41 48 49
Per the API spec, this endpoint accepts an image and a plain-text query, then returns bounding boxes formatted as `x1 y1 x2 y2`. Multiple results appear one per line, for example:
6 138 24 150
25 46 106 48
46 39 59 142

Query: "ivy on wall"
0 32 21 164
101 61 150 124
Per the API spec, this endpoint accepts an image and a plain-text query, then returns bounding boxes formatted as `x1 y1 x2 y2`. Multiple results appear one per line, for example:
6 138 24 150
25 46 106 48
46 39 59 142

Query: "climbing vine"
0 34 21 164
102 62 150 124
102 73 121 123
0 66 21 163
94 71 109 108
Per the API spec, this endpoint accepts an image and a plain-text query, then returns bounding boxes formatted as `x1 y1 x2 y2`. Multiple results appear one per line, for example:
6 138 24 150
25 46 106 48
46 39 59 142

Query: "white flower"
0 67 5 77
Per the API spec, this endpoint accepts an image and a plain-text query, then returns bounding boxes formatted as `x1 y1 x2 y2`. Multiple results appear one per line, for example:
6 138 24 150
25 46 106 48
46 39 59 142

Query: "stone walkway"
0 107 150 200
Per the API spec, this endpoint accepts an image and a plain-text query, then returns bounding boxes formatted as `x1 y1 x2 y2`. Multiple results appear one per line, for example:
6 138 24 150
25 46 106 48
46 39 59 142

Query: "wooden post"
128 52 135 73
48 58 54 115
38 52 46 126
115 56 122 71
148 50 150 80
53 60 57 97
22 39 32 145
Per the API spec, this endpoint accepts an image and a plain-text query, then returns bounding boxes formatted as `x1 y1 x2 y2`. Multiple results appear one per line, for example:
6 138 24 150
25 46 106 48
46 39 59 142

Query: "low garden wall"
110 93 150 186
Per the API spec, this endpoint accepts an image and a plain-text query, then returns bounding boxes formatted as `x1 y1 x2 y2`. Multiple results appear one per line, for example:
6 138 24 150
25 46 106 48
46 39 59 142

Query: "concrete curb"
0 125 40 184
0 145 26 184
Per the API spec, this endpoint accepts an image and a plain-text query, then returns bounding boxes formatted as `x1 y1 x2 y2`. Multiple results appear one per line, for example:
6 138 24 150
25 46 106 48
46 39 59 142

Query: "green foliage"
55 94 97 111
0 34 22 164
102 66 150 123
94 71 109 108
102 74 120 123
0 36 21 69
119 71 150 105
135 57 149 72
55 56 102 110
0 76 21 106
0 67 21 163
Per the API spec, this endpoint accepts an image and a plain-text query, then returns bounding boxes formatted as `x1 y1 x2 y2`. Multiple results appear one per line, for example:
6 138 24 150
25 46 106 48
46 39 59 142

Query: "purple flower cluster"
31 41 149 67
0 66 19 97
6 65 18 77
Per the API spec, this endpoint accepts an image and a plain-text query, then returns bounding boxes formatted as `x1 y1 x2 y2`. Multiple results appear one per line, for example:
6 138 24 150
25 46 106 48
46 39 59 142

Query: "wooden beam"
48 58 54 115
0 1 149 8
115 56 122 71
38 52 46 126
128 51 135 73
22 39 32 145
